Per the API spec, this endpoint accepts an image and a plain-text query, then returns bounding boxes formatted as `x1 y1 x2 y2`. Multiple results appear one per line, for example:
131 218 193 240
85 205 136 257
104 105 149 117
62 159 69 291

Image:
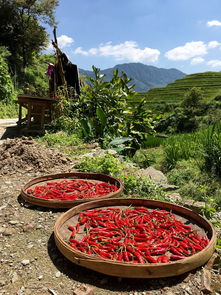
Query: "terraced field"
130 72 221 110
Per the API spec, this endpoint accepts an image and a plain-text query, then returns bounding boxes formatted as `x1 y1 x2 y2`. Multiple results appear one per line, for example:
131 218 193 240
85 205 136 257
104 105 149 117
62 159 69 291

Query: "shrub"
122 175 166 200
75 153 124 177
167 160 200 186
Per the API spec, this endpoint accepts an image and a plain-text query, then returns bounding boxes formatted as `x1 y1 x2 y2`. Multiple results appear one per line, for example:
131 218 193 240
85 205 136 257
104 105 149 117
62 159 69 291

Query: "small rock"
182 199 206 213
17 286 25 295
55 271 61 278
106 149 117 156
11 272 19 283
8 220 20 225
0 226 5 234
205 253 219 269
164 292 176 295
36 225 43 229
27 244 33 249
166 192 182 202
184 286 193 294
38 275 43 280
0 280 6 287
135 167 168 185
4 181 11 185
48 289 58 295
21 259 30 266
183 272 194 283
2 228 16 236
73 286 94 295
22 222 36 232
201 268 213 293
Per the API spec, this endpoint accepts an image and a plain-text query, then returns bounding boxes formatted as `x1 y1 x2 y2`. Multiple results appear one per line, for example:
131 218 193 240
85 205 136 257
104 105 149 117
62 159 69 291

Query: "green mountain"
141 71 221 107
79 63 185 92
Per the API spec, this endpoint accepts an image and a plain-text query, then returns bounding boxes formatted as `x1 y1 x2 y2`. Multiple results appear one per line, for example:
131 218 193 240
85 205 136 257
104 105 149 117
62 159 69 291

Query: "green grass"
36 131 91 157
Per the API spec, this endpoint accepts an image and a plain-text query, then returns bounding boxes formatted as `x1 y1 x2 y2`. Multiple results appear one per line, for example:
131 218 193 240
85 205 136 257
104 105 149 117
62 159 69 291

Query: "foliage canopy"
0 0 58 72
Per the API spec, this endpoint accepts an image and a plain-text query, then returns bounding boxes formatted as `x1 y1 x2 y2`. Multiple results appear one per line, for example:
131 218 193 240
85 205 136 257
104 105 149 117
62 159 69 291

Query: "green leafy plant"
77 66 134 140
132 149 156 168
75 153 124 177
122 175 166 200
108 99 157 156
199 196 217 219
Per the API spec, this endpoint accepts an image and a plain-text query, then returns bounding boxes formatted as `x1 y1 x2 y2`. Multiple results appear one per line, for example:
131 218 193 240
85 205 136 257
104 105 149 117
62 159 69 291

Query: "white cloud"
165 41 220 61
56 35 74 49
165 41 208 61
191 57 204 65
74 47 97 56
207 59 221 67
73 41 160 63
207 20 221 27
47 35 74 50
208 41 220 48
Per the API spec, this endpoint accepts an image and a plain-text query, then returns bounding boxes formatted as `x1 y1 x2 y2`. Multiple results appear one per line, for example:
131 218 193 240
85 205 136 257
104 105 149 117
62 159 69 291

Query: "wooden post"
52 27 68 97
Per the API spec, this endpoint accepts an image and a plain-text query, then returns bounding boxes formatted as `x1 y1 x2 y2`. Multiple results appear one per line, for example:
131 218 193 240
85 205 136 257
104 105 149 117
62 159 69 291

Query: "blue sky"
46 0 221 74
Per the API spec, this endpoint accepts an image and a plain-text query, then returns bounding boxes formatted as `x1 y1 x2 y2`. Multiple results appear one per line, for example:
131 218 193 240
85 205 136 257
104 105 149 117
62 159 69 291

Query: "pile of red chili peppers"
67 206 209 263
27 179 118 201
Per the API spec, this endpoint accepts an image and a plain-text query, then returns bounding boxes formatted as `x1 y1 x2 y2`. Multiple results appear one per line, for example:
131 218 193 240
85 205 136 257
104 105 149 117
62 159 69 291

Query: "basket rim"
20 172 124 207
54 198 217 269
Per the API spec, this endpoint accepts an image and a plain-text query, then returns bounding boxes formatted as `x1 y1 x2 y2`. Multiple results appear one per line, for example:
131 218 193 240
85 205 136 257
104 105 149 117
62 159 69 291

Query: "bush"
122 175 167 201
132 149 156 168
167 160 200 186
75 153 124 177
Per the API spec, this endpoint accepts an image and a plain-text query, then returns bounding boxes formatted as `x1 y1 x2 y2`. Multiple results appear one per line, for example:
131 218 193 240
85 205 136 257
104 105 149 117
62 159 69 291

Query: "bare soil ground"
0 124 220 295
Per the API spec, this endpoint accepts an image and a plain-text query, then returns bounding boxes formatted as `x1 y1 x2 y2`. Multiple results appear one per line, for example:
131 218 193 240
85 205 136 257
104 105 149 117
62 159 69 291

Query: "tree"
0 47 16 103
0 0 58 73
182 87 204 109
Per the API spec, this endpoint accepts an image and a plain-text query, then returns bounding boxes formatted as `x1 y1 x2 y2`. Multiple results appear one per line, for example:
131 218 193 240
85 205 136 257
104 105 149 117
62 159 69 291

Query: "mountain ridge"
79 62 186 92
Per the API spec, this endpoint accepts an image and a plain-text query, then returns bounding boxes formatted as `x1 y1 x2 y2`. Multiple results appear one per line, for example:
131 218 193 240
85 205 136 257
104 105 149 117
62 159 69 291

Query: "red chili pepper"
145 256 157 263
157 255 170 263
67 206 209 264
170 254 185 260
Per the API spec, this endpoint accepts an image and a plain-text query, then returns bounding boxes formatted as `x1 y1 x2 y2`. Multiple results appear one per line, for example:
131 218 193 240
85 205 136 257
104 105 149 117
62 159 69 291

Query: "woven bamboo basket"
21 172 123 208
54 198 216 278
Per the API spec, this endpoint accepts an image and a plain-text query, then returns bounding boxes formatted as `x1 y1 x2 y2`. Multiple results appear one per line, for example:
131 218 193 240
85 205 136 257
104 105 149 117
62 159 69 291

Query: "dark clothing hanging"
48 52 80 96
61 53 80 95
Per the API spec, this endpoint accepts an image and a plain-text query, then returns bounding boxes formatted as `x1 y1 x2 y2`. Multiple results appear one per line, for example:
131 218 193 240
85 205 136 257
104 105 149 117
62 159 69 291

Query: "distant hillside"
140 71 221 107
79 63 185 92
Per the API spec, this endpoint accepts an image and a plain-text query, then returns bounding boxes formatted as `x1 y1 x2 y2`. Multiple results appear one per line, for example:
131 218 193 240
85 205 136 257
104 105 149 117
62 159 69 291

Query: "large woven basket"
21 172 123 208
54 198 216 278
